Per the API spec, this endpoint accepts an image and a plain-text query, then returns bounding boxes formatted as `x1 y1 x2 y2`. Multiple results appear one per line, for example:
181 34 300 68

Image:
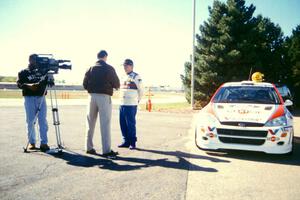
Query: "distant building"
144 85 184 93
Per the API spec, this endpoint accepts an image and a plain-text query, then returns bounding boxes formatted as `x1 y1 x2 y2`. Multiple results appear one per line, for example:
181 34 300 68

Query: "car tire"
195 127 200 149
286 135 294 156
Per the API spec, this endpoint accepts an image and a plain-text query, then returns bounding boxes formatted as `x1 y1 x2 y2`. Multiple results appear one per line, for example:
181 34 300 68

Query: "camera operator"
16 54 50 152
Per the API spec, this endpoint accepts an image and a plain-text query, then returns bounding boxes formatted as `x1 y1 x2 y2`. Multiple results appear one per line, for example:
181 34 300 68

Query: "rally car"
195 80 294 155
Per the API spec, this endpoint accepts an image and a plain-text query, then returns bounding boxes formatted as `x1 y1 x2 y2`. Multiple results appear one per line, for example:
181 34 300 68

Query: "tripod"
23 77 64 155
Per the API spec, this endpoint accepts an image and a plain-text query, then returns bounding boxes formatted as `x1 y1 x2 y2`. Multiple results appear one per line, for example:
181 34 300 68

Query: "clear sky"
0 0 299 87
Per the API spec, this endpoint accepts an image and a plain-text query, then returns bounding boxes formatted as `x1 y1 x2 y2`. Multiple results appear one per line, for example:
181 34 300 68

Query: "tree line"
0 76 17 82
181 0 300 107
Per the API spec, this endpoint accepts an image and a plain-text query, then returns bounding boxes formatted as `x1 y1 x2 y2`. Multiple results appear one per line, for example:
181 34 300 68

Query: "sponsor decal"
268 129 280 135
208 126 216 131
237 109 250 114
269 105 284 120
214 103 273 123
267 137 280 141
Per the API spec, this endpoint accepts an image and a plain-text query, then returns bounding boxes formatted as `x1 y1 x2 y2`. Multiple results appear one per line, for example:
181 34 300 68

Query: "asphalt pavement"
0 104 193 200
1 102 300 200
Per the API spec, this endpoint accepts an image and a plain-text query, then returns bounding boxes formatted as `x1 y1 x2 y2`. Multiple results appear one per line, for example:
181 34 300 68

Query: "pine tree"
288 25 300 86
181 0 286 106
286 25 300 105
252 15 287 83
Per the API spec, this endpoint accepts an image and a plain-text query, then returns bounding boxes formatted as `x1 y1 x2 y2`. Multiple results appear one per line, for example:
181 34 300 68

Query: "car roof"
222 81 274 87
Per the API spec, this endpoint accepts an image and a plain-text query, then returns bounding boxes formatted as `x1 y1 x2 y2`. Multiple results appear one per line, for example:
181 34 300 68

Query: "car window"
212 86 281 104
277 87 285 95
276 85 292 99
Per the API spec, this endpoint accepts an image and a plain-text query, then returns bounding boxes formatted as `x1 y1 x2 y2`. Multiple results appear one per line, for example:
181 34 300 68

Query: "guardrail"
0 83 84 90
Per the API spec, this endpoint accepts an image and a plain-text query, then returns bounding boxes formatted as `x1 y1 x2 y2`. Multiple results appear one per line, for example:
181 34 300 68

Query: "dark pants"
119 105 137 146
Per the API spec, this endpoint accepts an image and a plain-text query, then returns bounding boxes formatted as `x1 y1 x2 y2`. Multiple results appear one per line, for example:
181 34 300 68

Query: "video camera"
34 54 72 75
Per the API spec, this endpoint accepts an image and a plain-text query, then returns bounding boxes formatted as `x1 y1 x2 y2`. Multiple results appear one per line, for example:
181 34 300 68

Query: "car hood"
212 103 279 124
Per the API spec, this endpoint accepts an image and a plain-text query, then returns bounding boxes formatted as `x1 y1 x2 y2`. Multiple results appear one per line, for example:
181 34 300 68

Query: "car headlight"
265 115 287 127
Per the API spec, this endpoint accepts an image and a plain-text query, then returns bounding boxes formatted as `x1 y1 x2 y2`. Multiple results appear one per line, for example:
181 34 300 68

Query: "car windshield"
212 86 281 104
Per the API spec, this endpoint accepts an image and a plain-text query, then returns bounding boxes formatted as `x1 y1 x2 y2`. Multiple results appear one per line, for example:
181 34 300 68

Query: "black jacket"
83 60 120 96
17 68 47 96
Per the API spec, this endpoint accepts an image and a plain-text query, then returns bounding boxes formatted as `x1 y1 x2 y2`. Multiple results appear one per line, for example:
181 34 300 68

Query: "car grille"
220 121 264 127
219 137 265 145
217 128 268 137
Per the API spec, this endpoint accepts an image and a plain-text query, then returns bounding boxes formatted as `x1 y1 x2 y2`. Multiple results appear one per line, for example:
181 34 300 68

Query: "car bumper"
195 125 293 154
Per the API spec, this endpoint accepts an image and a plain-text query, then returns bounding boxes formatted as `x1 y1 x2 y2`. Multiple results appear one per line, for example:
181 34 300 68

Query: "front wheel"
286 134 294 156
194 127 197 144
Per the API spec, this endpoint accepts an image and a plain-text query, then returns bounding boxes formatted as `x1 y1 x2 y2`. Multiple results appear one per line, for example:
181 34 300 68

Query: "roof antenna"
248 67 253 80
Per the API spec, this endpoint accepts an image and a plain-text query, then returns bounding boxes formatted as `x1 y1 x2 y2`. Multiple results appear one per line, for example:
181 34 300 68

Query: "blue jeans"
119 106 137 145
24 96 48 144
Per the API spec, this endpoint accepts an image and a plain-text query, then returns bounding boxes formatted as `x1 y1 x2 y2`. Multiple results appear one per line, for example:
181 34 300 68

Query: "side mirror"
284 99 293 107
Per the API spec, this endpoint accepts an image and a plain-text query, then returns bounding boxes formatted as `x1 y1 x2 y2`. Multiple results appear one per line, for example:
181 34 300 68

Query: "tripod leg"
24 141 29 153
52 108 63 147
49 87 64 153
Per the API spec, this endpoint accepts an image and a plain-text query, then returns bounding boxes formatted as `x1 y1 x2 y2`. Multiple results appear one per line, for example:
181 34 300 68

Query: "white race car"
195 81 294 154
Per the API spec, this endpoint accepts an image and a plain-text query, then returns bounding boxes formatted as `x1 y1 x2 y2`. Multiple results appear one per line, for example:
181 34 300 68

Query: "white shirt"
120 71 144 105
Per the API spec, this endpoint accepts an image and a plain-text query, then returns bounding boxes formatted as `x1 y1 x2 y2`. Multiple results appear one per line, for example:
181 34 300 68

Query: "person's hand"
26 83 39 91
46 74 55 87
47 80 55 87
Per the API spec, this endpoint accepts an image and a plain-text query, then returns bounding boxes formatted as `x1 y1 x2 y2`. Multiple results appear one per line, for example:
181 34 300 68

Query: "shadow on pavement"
50 148 221 172
136 148 230 163
51 149 112 167
113 155 218 172
205 137 300 166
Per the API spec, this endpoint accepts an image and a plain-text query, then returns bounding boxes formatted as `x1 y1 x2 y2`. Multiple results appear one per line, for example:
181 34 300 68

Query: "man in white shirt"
118 59 143 150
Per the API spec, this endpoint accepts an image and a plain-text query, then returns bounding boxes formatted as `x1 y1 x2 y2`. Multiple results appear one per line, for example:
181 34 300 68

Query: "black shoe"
40 144 50 152
118 143 130 148
86 149 97 155
102 150 119 158
28 143 36 150
129 145 136 150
